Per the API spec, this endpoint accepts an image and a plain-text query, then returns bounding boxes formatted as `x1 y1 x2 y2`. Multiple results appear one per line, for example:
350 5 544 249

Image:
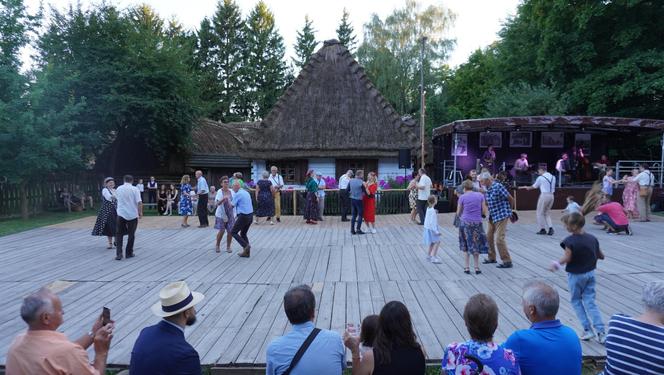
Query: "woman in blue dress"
179 174 193 228
255 171 275 224
443 294 520 375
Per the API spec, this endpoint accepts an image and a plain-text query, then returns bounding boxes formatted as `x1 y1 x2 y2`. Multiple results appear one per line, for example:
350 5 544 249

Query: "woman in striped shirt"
603 281 664 374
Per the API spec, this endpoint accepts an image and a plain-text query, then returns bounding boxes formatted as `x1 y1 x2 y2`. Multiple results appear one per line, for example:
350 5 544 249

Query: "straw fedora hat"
151 281 204 317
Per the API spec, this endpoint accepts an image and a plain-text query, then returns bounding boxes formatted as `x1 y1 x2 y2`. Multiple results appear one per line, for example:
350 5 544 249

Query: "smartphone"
101 307 111 326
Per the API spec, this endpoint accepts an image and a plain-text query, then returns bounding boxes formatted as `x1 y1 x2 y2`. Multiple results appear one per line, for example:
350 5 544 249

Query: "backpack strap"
282 328 321 375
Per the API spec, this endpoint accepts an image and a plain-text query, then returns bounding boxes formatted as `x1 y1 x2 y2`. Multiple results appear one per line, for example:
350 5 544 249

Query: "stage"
0 212 662 370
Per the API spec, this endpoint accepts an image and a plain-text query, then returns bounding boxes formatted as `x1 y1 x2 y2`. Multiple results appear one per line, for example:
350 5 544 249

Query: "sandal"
475 268 482 275
107 244 113 249
215 247 221 253
464 268 471 274
226 248 232 253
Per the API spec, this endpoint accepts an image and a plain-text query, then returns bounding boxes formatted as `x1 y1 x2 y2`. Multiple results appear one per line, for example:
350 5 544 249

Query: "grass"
0 210 97 237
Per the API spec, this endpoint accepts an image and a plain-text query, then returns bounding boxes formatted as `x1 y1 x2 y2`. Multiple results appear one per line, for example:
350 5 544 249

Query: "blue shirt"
485 181 512 223
266 321 346 375
504 319 581 375
197 176 209 194
604 314 664 375
232 188 253 215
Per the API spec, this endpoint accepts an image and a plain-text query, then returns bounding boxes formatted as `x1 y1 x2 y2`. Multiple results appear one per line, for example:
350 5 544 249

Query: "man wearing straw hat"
130 281 204 374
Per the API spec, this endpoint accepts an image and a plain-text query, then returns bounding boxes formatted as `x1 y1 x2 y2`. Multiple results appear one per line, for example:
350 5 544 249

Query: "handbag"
453 214 460 228
283 328 321 375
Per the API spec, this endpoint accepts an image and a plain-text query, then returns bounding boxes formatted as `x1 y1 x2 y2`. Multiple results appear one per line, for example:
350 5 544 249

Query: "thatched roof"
190 40 419 160
433 116 664 137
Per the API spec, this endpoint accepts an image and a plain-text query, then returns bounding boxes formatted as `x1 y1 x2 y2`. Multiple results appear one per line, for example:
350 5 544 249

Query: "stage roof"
432 116 664 137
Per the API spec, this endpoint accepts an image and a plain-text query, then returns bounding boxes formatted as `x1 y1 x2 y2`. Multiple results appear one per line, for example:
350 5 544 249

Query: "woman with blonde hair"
179 174 193 228
363 172 378 233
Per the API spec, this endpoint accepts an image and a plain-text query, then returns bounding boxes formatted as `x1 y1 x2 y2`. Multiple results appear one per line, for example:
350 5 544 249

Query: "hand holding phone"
101 307 111 326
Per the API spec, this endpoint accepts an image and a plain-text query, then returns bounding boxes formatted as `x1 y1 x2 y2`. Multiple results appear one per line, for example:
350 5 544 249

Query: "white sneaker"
426 255 432 262
270 221 274 225
371 228 377 234
431 256 442 264
580 331 595 341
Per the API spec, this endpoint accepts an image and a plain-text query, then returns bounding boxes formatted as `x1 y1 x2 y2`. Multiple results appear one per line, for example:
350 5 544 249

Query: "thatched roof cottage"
189 39 419 184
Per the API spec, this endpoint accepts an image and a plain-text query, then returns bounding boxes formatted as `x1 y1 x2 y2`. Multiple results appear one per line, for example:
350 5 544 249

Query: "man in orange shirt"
6 288 114 375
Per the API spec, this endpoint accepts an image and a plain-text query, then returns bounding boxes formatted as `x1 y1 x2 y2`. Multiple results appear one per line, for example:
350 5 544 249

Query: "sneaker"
431 256 441 264
270 221 274 225
597 332 606 344
580 330 595 341
426 255 432 262
371 228 377 234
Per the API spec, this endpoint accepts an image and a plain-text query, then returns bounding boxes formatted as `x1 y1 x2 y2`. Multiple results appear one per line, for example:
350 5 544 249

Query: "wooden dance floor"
0 212 662 368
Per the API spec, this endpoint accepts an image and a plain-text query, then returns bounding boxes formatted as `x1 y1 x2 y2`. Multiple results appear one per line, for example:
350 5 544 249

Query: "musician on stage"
555 153 571 186
513 153 530 185
482 144 497 175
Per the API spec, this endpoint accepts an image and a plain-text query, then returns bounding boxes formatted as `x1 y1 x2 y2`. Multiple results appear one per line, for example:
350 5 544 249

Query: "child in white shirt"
563 196 581 214
423 195 442 263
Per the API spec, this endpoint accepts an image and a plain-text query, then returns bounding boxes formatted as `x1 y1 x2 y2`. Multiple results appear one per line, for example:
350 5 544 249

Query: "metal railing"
615 160 662 187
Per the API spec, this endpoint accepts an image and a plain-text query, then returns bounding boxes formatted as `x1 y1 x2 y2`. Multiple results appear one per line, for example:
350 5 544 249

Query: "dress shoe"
497 262 513 269
356 230 365 235
482 259 497 264
351 230 356 235
115 256 122 260
238 246 251 258
126 253 135 258
536 229 547 235
547 227 554 235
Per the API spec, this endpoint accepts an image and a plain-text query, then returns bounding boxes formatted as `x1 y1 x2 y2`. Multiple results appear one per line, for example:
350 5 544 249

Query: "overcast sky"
22 0 519 69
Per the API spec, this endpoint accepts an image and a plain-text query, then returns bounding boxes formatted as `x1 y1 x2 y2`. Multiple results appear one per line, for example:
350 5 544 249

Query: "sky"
22 0 520 69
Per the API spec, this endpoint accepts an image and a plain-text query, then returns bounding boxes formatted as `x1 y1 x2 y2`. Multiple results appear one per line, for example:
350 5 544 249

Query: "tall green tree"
336 8 357 54
357 0 455 117
245 1 288 119
198 0 249 121
0 0 84 219
292 16 317 69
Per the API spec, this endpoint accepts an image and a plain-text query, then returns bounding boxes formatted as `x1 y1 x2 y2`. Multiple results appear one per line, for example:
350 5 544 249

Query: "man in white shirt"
195 170 209 228
520 166 556 235
269 166 284 223
338 170 353 222
416 168 432 225
115 175 143 260
635 163 655 222
555 153 570 186
316 173 326 221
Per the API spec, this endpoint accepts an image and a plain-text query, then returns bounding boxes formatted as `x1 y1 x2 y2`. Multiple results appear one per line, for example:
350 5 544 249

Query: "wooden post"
293 191 297 216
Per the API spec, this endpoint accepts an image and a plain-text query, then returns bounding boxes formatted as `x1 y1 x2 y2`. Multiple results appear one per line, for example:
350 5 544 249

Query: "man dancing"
224 181 253 257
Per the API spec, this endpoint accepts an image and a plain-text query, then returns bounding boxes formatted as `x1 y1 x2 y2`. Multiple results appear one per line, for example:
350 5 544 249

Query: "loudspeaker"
398 149 411 169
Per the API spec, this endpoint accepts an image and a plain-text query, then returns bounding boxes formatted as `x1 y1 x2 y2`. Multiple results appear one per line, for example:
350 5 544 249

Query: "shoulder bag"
282 328 321 375
639 172 653 197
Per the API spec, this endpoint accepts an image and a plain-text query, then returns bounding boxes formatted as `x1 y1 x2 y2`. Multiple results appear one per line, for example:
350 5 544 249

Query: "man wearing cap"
130 281 204 375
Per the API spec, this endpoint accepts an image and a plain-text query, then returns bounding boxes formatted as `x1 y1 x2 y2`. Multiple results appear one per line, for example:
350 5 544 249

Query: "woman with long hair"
372 301 426 375
179 174 193 228
157 184 167 215
363 172 378 233
303 169 319 225
92 177 117 249
214 176 235 253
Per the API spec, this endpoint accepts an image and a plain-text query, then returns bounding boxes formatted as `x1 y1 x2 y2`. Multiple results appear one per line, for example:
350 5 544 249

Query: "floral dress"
622 177 639 218
442 340 520 375
179 183 193 216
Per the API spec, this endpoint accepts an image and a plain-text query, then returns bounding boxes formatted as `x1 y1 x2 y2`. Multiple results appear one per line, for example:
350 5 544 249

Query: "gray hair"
261 170 269 179
479 172 493 181
522 280 559 318
346 170 354 177
20 288 54 324
642 281 664 314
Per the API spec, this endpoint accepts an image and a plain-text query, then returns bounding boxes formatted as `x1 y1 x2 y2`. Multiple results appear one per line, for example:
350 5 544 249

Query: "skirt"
303 192 319 220
92 200 117 237
423 228 441 245
408 189 417 210
214 216 235 232
458 221 489 254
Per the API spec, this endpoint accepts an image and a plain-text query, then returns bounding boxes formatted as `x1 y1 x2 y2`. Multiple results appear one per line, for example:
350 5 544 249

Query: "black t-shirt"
372 346 426 375
560 233 600 274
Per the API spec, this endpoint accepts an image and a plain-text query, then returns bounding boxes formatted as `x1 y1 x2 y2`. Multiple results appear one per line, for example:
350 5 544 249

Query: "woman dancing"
214 176 235 253
92 177 117 249
179 175 193 228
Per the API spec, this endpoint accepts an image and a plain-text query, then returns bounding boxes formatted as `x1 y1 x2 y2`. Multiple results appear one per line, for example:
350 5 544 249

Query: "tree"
484 82 569 117
336 8 357 54
357 0 455 117
245 1 289 119
292 16 317 69
444 47 499 119
0 0 84 219
197 0 249 121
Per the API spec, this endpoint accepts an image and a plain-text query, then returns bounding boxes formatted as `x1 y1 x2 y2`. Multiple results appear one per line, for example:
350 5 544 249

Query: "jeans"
197 193 209 226
116 216 138 258
351 199 363 231
487 218 511 262
567 270 605 333
231 213 253 248
340 189 350 219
